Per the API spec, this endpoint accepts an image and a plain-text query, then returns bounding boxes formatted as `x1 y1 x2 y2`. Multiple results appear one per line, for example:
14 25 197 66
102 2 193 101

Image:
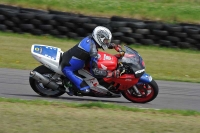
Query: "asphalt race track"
0 68 200 111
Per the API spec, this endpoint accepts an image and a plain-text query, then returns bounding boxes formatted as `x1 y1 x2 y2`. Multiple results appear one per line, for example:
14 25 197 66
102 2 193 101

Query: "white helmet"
92 26 112 50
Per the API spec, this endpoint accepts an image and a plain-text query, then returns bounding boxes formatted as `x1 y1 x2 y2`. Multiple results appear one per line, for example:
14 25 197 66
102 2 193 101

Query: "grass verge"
0 31 200 83
0 97 200 133
1 0 200 23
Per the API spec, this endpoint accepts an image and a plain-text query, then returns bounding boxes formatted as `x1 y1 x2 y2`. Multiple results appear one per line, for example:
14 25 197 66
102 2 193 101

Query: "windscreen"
120 45 145 77
121 46 141 64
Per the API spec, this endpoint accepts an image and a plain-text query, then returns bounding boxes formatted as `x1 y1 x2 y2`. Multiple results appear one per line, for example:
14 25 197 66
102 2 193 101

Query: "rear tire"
122 80 159 103
29 65 65 97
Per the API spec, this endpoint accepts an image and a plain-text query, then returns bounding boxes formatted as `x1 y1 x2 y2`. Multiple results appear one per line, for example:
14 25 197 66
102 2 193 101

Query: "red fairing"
103 74 140 90
97 51 118 71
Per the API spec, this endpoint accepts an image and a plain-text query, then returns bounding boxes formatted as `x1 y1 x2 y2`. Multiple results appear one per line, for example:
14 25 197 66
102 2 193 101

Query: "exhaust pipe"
30 71 60 90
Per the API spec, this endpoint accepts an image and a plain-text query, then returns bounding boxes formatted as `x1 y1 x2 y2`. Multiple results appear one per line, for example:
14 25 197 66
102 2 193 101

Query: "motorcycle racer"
60 26 123 95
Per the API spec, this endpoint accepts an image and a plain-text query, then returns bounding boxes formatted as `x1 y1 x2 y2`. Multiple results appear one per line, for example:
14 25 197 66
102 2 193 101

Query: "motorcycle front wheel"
29 65 65 97
121 80 159 103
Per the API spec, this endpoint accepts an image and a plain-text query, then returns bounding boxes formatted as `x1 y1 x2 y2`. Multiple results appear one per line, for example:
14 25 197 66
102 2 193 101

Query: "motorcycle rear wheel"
29 65 65 97
122 80 159 103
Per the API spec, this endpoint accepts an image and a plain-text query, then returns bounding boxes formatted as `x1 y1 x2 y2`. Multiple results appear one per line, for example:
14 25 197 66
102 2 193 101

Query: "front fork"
132 73 153 96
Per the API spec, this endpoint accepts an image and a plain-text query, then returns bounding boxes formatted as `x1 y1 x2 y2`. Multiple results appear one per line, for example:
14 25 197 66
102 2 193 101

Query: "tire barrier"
0 4 200 50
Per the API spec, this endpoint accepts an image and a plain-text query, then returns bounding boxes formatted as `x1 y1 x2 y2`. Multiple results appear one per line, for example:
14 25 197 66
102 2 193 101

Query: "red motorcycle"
30 44 159 103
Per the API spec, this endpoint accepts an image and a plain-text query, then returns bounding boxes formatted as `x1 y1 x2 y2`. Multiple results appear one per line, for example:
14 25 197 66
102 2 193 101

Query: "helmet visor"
103 39 111 45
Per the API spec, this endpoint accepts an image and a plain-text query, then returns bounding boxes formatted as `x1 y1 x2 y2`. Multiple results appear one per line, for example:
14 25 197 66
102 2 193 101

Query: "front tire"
29 65 65 97
122 80 159 103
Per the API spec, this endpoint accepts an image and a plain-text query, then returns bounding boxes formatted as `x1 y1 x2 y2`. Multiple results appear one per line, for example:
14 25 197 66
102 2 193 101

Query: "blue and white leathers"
61 36 107 92
138 73 152 84
62 56 90 91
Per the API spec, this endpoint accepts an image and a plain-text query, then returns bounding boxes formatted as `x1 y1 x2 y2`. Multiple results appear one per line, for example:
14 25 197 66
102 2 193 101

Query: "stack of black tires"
0 4 200 50
110 16 200 50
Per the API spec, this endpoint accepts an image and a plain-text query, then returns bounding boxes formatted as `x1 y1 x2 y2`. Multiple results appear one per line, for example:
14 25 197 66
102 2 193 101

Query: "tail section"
31 44 64 75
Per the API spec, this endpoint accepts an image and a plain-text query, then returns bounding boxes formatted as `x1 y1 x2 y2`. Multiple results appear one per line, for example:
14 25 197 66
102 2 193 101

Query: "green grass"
1 97 200 116
0 31 200 83
1 0 200 23
1 97 200 133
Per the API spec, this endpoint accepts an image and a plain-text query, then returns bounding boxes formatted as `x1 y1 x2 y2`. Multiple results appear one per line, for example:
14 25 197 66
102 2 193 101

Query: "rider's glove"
109 43 125 57
114 44 122 52
107 70 120 78
113 44 125 57
108 43 121 51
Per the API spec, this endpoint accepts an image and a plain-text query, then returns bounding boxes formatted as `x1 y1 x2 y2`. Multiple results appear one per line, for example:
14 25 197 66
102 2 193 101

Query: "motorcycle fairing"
120 46 145 78
138 73 152 83
103 74 140 90
78 69 111 94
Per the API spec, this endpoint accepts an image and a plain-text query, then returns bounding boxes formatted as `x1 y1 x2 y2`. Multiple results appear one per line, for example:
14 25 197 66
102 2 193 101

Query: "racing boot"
63 79 74 96
80 87 90 94
77 86 91 96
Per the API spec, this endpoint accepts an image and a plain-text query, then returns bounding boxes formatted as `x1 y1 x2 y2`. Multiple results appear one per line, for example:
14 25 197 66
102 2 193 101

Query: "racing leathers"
60 36 122 94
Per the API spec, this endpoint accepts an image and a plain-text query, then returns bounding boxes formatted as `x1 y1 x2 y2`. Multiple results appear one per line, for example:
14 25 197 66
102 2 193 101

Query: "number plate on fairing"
33 45 58 60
